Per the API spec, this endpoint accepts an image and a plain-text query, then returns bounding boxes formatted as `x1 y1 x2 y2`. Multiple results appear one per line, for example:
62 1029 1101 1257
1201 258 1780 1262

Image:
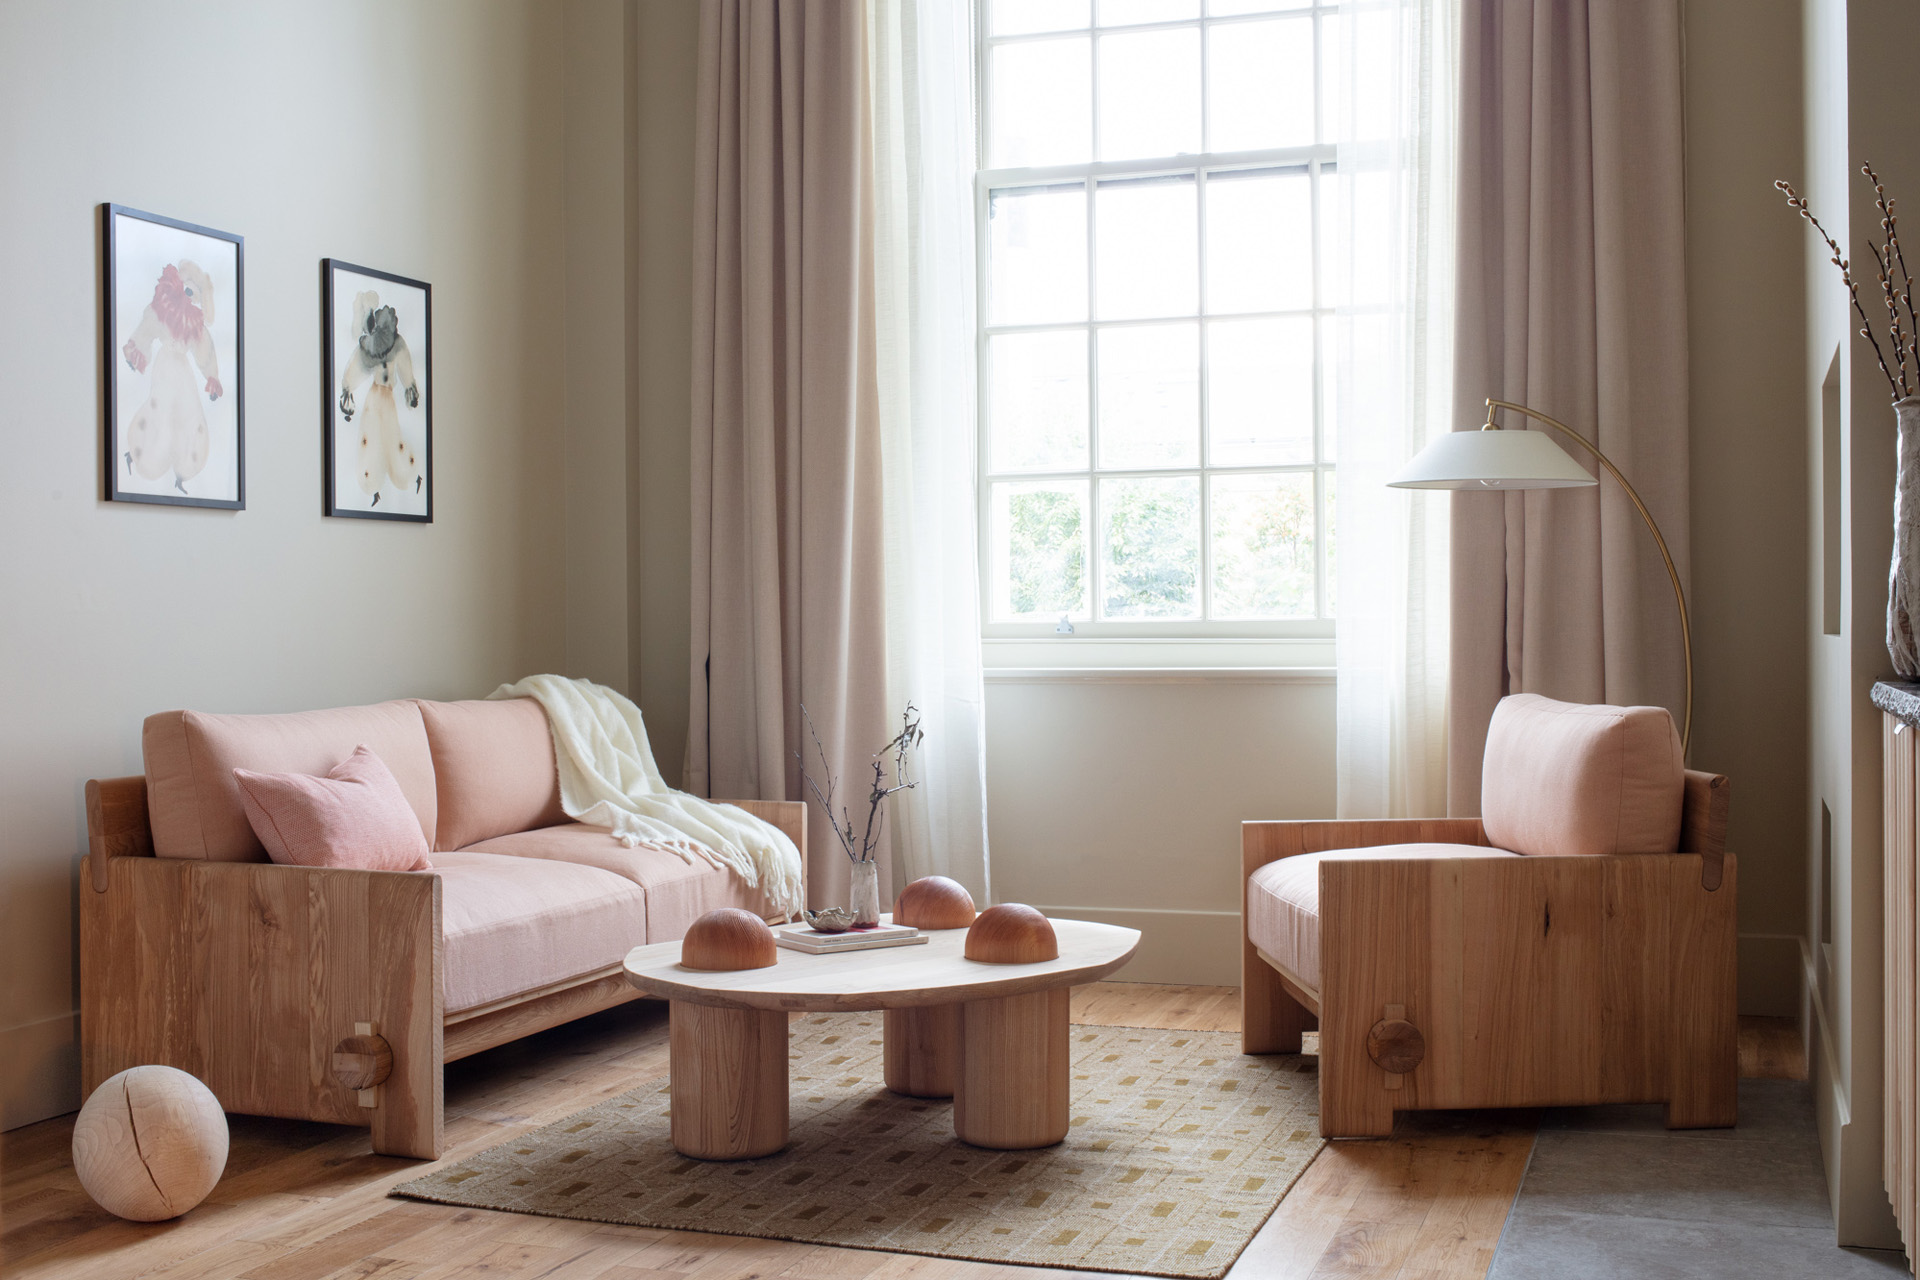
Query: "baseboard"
1 1011 79 1132
1738 933 1806 1017
1033 906 1240 986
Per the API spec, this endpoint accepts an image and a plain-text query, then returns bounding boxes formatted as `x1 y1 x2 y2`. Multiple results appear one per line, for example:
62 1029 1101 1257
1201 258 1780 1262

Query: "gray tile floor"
1488 1080 1910 1279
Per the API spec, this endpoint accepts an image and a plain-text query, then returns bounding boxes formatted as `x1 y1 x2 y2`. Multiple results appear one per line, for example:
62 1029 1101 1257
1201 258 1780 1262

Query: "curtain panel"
686 0 889 909
688 0 991 907
1331 0 1459 820
1447 0 1691 812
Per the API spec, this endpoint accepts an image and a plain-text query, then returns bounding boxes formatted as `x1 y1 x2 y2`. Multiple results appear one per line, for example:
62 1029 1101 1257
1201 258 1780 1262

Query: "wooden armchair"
1242 703 1735 1139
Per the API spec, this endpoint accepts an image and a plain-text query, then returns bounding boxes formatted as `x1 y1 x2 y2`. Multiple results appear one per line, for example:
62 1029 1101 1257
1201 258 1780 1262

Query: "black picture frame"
103 204 245 510
322 258 433 523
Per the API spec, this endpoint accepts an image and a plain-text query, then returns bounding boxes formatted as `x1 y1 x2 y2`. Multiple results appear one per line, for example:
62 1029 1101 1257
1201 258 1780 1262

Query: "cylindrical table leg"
669 1001 789 1159
885 1004 962 1098
954 987 1069 1149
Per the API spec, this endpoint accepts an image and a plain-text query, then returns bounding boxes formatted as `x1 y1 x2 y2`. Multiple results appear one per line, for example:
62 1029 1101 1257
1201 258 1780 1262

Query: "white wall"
985 674 1335 985
0 0 571 1130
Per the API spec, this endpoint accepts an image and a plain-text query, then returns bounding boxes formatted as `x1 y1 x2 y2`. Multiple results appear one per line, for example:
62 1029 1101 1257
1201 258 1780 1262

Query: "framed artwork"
323 259 432 521
104 205 244 509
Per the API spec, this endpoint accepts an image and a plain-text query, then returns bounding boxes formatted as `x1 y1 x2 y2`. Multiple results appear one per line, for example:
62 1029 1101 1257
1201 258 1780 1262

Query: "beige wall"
985 676 1335 985
632 0 701 788
0 0 570 1129
1682 0 1812 1018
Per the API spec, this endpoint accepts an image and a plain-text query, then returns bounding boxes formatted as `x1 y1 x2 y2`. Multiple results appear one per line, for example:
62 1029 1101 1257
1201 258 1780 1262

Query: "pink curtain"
686 0 890 908
1448 0 1692 812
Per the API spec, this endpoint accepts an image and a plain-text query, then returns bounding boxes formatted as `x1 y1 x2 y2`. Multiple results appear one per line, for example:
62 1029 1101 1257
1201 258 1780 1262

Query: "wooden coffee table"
622 916 1139 1159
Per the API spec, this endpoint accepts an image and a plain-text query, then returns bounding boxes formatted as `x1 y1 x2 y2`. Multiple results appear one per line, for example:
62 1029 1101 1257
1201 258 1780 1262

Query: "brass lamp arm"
1483 398 1693 756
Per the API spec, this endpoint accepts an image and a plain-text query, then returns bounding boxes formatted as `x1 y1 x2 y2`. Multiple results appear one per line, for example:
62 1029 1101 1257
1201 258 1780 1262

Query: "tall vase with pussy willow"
1780 169 1920 677
1893 398 1920 677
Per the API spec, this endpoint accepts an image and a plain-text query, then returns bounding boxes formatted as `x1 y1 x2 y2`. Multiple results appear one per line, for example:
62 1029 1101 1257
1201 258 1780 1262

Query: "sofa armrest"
84 776 154 892
713 798 808 918
81 854 443 1157
1241 817 1491 881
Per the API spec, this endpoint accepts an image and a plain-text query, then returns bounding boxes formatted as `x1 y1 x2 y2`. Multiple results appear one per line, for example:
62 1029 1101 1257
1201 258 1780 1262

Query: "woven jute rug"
393 1013 1323 1278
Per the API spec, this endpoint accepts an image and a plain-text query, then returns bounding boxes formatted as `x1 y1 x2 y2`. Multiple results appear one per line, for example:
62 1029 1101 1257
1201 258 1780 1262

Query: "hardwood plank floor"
0 986 1802 1280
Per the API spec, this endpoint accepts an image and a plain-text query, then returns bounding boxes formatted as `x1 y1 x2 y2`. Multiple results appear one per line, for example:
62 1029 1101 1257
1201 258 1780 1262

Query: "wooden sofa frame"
1242 770 1735 1138
80 776 806 1160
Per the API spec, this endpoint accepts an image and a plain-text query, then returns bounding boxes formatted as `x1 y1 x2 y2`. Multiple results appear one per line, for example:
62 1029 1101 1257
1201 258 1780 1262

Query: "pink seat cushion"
415 698 567 852
431 850 647 1013
1480 694 1684 857
232 746 433 872
145 702 437 860
1247 844 1521 989
462 823 779 942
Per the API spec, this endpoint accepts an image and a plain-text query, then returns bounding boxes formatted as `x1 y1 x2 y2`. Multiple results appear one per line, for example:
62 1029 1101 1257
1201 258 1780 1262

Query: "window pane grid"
979 2 1335 629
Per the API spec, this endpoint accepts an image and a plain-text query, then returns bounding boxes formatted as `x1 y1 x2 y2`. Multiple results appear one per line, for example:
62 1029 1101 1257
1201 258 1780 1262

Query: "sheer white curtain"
1329 0 1457 819
866 0 992 900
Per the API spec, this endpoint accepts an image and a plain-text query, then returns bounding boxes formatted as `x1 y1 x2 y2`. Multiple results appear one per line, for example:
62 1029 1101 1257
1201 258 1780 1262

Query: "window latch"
1055 614 1075 635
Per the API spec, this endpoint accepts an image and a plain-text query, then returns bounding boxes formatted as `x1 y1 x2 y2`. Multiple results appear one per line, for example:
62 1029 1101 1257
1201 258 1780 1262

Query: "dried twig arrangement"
1778 166 1919 402
798 703 923 864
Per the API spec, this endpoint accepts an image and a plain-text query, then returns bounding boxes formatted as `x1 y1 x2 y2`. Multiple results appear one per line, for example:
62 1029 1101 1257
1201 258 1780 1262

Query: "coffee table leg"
668 1001 788 1159
885 1004 962 1098
954 987 1070 1149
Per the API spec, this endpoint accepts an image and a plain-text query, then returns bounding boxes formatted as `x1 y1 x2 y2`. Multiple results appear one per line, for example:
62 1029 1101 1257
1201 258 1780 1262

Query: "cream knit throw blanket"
490 675 804 917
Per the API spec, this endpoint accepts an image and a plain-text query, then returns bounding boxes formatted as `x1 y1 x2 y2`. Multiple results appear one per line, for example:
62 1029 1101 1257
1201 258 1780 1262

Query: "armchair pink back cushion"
1480 693 1684 857
144 701 438 860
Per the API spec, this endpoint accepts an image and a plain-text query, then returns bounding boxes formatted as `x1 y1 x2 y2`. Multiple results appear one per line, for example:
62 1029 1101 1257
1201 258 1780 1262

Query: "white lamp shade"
1387 429 1598 490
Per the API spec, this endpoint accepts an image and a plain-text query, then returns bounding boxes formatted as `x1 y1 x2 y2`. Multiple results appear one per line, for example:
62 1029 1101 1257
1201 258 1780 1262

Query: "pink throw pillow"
233 745 433 871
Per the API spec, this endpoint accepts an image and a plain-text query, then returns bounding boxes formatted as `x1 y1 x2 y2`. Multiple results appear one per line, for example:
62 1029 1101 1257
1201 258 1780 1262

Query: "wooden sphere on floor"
682 907 778 971
894 875 978 930
964 903 1059 964
72 1066 228 1221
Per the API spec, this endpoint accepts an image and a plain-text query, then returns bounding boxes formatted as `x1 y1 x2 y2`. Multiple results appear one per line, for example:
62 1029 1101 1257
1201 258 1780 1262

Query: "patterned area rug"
393 1014 1323 1278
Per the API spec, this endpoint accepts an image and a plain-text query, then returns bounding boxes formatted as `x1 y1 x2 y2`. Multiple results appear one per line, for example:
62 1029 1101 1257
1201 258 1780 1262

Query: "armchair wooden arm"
1316 849 1736 1135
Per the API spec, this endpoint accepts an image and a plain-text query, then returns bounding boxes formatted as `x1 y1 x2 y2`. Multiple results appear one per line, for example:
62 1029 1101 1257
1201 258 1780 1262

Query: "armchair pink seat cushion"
232 745 433 871
432 850 647 1014
144 702 438 860
462 822 781 941
1480 693 1684 857
1247 844 1520 989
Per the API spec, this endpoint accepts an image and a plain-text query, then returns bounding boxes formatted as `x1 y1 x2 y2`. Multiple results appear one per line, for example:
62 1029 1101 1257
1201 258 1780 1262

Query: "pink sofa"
80 696 806 1158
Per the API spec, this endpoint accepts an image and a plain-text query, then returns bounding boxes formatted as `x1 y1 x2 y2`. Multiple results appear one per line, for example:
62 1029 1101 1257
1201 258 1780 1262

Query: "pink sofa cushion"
1480 694 1684 857
1247 844 1520 989
462 822 778 941
144 702 437 861
415 699 566 851
232 746 433 871
431 850 647 1013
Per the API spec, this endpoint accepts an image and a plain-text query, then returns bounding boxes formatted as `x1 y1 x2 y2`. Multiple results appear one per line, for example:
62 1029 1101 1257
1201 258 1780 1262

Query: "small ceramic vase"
850 858 881 927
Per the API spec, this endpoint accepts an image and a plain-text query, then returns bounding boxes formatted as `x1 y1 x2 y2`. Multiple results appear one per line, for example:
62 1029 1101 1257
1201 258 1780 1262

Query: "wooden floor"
1 987 1805 1280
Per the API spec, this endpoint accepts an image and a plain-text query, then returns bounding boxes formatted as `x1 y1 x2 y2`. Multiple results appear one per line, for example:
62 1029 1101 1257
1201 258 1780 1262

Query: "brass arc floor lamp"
1387 398 1693 755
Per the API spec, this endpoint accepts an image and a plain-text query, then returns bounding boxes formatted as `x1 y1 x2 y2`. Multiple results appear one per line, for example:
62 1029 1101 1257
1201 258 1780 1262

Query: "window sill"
981 636 1335 683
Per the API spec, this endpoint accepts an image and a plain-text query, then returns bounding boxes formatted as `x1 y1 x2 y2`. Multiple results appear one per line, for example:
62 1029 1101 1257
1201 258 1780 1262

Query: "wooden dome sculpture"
681 907 778 971
894 875 978 930
71 1065 229 1221
964 903 1059 963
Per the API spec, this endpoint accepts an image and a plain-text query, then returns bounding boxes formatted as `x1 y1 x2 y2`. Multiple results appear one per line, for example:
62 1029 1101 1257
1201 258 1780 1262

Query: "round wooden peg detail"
1366 1018 1426 1075
330 1034 394 1091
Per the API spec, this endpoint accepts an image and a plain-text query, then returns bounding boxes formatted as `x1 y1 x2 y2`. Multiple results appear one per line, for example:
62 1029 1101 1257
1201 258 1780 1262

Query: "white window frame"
975 3 1339 649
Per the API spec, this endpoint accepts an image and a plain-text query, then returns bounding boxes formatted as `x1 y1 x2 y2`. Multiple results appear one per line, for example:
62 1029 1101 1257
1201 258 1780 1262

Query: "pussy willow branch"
1866 163 1920 384
797 701 923 865
798 703 860 862
1778 178 1902 401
